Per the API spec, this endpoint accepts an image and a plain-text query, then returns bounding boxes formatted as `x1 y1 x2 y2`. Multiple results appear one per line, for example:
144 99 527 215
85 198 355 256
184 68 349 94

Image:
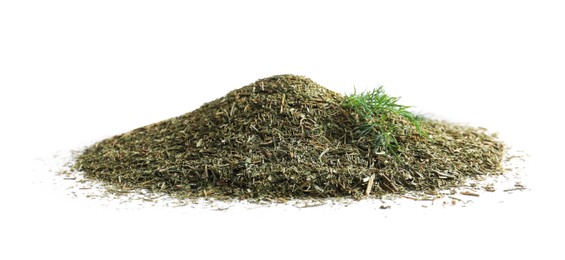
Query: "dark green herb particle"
73 74 504 200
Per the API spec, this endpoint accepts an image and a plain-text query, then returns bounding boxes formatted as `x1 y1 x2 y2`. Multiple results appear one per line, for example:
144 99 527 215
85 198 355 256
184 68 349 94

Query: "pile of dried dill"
73 74 504 199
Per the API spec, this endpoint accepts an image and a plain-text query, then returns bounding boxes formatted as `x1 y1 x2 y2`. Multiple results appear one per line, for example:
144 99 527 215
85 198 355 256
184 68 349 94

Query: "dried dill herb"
73 74 504 200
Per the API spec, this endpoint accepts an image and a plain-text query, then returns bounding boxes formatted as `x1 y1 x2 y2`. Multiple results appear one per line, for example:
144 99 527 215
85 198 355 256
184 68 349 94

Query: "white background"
1 1 564 259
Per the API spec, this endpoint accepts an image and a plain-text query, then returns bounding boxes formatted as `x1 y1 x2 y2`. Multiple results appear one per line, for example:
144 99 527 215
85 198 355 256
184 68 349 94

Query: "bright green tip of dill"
342 86 426 157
